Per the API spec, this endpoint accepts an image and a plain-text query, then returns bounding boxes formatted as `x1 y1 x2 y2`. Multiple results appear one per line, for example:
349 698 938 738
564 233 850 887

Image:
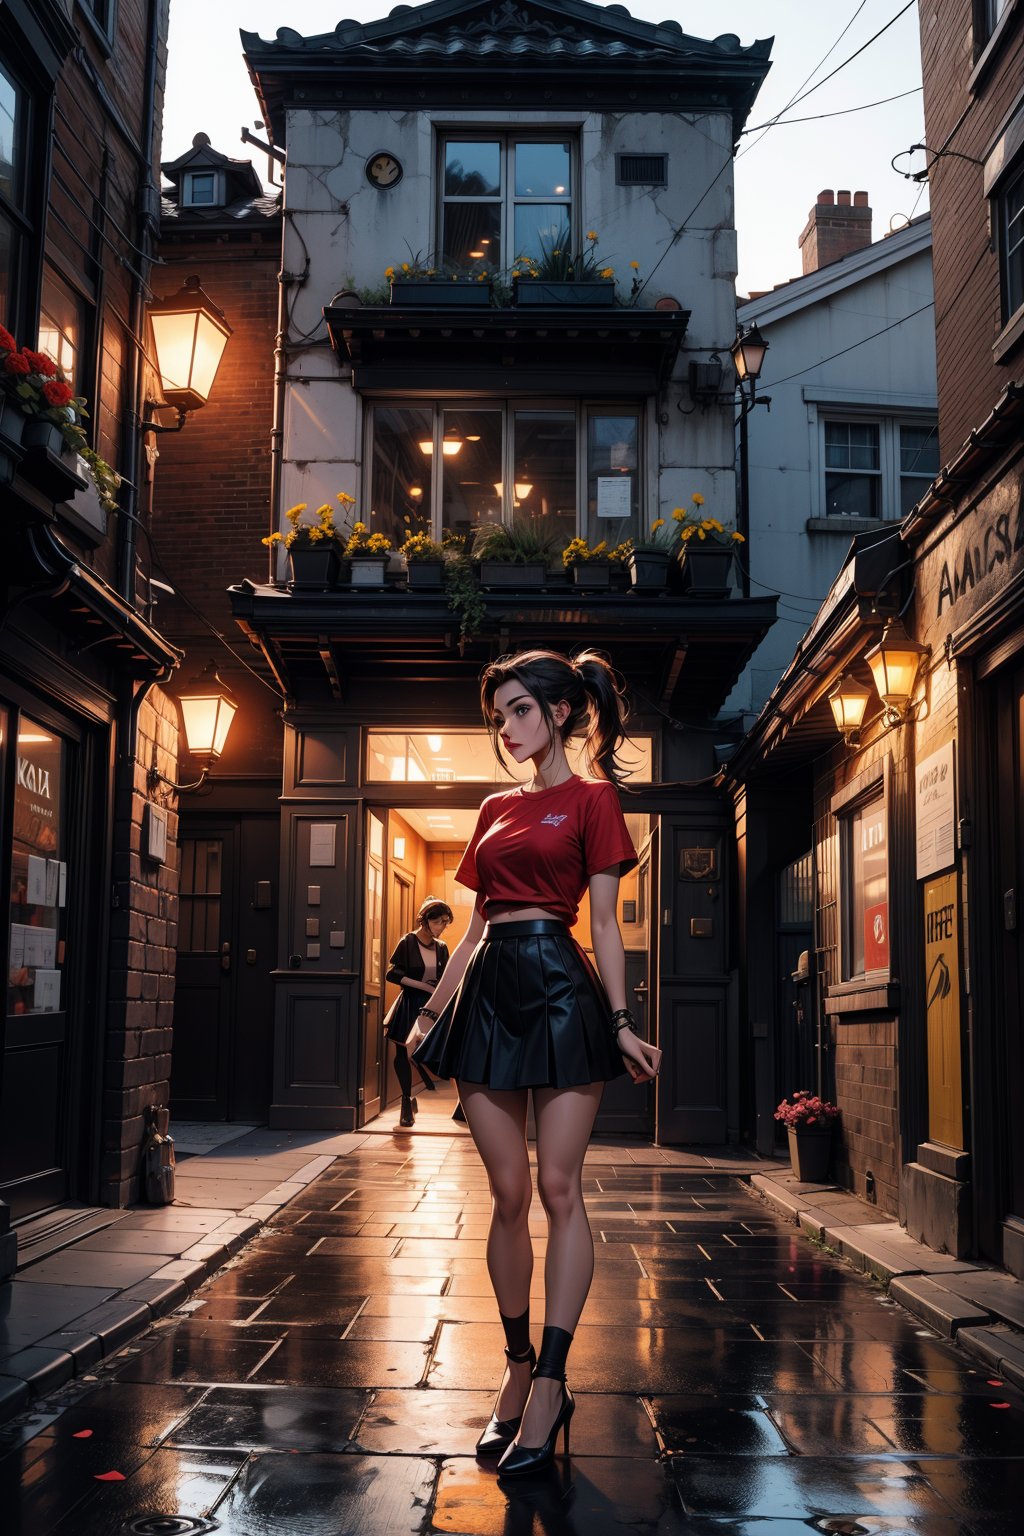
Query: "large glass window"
843 794 888 979
825 421 881 518
8 720 67 1017
369 401 643 548
441 136 572 271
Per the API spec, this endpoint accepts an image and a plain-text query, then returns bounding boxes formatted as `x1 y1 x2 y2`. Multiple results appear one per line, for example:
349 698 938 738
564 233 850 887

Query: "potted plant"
774 1091 841 1182
400 531 447 589
1 326 89 499
441 531 487 651
511 228 623 308
472 521 555 587
345 519 393 586
386 251 495 308
675 493 745 597
262 494 348 591
625 511 685 591
562 536 614 589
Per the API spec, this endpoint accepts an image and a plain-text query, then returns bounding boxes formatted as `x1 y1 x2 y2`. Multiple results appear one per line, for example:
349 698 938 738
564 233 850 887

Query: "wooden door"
996 667 1024 1228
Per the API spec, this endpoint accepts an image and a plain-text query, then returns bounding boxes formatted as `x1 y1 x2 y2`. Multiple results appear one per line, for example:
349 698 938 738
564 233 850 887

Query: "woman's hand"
618 1030 662 1083
405 1011 433 1054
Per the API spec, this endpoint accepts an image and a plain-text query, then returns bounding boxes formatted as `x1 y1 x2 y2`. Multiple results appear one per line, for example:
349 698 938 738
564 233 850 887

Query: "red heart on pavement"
94 1471 126 1481
72 1430 93 1439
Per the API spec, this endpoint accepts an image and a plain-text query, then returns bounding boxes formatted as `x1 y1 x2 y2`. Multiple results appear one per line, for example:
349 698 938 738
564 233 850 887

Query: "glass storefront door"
1 715 72 1218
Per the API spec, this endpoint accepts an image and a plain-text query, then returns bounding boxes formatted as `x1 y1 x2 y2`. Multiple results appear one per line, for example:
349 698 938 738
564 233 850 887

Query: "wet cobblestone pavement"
2 1134 1022 1534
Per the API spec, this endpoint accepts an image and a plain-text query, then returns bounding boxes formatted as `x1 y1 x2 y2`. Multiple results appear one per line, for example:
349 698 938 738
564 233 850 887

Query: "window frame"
77 0 118 52
0 49 35 333
437 130 577 272
182 169 224 209
814 409 939 525
365 397 645 547
831 762 891 989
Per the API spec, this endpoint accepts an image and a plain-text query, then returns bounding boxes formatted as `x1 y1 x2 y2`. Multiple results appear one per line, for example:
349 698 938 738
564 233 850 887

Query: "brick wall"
151 238 280 637
103 687 179 1206
918 1 1024 461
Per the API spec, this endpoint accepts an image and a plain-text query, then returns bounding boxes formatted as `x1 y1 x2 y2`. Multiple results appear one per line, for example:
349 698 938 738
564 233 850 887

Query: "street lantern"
828 673 872 744
148 662 238 794
865 618 930 723
730 322 768 384
148 275 232 418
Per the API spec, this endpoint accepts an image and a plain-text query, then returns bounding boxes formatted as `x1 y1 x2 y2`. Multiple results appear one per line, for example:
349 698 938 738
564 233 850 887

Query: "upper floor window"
183 171 221 208
441 136 572 271
821 415 938 521
999 161 1023 326
367 400 641 552
0 57 27 328
38 266 83 388
982 0 1011 37
80 1 117 41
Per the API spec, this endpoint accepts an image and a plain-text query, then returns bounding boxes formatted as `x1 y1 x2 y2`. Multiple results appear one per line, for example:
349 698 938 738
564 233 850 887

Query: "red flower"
3 351 31 375
0 325 17 353
23 349 57 377
42 378 74 407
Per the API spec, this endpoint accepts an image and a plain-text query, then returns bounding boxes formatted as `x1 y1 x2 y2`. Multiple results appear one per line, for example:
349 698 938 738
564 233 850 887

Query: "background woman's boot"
400 1096 415 1127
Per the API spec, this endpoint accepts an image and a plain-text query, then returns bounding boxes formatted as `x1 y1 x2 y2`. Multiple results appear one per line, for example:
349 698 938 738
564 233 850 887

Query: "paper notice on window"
596 476 632 519
309 823 337 868
10 923 26 969
33 968 61 1012
58 862 67 907
27 855 48 906
24 927 57 968
45 859 60 906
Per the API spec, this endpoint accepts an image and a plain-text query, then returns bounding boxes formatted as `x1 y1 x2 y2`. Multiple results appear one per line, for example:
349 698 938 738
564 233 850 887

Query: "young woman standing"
384 897 452 1127
408 648 661 1476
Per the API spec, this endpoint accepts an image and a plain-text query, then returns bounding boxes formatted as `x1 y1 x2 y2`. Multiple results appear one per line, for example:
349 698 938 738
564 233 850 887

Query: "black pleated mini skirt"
412 919 626 1090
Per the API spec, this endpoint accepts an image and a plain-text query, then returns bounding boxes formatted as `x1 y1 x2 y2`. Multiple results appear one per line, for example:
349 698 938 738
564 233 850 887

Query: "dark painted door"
360 811 385 1124
171 817 277 1121
656 815 729 1143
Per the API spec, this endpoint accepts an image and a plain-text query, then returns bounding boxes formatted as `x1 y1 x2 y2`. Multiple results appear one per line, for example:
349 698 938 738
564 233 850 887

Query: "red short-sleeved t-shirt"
456 775 637 928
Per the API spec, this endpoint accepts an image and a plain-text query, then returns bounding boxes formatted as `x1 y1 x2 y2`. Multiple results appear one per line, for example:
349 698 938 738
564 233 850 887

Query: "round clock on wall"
366 152 403 189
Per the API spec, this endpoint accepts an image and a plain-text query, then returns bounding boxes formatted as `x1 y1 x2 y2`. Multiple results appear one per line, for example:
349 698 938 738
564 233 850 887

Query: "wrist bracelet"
417 1006 439 1023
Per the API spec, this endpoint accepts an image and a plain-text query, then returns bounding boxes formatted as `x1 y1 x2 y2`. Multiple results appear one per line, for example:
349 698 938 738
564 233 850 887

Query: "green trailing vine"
442 535 487 651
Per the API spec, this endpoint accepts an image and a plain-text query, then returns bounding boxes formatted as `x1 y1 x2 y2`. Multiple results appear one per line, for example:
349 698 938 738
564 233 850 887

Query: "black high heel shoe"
475 1343 536 1456
497 1376 575 1476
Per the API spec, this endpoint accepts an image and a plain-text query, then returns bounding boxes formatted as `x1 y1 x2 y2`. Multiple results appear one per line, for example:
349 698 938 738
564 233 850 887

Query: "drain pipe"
118 0 162 603
267 210 294 583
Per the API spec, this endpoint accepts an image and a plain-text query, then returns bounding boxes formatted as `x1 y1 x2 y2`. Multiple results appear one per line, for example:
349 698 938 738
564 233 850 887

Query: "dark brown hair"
480 648 631 786
417 896 454 924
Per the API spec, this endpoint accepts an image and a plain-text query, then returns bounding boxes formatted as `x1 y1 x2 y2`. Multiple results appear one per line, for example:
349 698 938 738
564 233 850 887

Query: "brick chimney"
798 188 872 274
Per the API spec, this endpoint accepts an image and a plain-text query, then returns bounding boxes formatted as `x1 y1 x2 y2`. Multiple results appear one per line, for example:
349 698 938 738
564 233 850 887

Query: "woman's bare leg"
459 1082 534 1419
514 1082 603 1447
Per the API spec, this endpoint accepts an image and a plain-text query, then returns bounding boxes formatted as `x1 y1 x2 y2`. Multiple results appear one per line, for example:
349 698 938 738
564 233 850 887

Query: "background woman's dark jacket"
384 931 450 1042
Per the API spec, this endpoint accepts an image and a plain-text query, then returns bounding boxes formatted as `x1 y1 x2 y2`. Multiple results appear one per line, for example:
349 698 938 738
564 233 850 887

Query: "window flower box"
21 418 87 502
390 279 494 308
288 545 342 591
512 280 615 308
627 548 671 591
0 398 26 448
479 559 549 588
349 553 390 587
404 559 445 590
572 560 612 590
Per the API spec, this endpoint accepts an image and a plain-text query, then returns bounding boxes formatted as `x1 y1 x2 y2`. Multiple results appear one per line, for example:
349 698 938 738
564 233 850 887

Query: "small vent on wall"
616 153 667 187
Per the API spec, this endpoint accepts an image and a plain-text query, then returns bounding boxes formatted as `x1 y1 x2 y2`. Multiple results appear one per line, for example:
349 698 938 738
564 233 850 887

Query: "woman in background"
384 897 452 1126
408 649 660 1475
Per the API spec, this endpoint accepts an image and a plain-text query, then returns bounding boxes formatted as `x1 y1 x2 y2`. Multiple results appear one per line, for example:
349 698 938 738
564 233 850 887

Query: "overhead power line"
742 85 921 134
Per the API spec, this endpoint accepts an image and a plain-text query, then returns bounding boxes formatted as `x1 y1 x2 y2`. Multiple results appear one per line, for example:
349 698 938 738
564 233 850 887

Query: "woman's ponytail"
573 650 630 787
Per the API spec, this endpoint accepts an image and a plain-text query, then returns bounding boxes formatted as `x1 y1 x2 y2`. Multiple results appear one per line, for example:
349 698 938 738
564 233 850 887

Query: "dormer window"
183 170 222 208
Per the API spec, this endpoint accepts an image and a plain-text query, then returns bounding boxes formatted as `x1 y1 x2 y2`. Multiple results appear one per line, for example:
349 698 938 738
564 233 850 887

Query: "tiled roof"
161 192 281 227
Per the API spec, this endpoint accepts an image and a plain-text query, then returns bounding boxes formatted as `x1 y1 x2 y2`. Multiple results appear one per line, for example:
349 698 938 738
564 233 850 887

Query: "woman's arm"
589 869 662 1084
385 934 435 993
405 904 486 1052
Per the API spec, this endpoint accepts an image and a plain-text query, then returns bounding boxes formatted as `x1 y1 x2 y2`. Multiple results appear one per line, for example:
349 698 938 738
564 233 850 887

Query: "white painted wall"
727 220 936 717
272 105 745 558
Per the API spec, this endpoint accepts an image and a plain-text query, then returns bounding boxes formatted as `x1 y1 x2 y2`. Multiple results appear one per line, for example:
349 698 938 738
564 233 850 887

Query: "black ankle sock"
534 1324 573 1380
499 1306 531 1359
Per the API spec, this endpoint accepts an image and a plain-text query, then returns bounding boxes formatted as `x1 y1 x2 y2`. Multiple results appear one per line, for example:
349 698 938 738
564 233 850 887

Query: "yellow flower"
599 267 614 279
511 268 520 278
732 532 746 543
308 526 324 542
586 230 598 241
629 260 640 270
285 502 307 521
651 519 665 532
336 491 356 505
353 521 366 533
691 492 705 506
384 266 394 279
672 508 685 522
401 262 410 273
697 528 706 540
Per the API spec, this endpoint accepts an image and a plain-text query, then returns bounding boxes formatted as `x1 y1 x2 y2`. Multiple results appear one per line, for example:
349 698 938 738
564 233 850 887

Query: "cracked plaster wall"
275 105 741 540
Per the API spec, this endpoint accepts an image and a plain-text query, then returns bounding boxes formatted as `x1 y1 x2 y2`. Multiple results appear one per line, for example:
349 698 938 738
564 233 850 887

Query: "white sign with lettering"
916 740 956 881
